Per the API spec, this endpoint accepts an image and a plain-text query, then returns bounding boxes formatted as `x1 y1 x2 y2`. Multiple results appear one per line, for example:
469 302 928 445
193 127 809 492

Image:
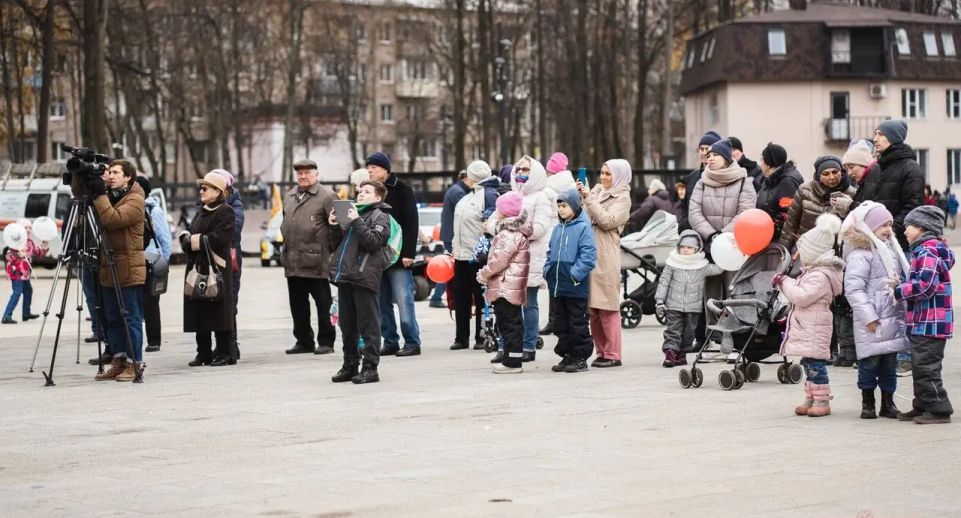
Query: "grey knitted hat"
904 205 945 236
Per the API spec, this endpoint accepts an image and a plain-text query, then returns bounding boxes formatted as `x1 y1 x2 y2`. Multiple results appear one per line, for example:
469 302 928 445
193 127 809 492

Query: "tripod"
29 194 142 385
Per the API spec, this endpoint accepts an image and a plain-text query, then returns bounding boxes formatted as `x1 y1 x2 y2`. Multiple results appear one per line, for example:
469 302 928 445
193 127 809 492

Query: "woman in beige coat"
579 159 632 367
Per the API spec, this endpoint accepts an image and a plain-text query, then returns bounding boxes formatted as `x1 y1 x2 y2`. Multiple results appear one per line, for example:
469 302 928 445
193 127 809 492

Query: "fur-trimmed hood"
496 209 533 237
842 226 873 251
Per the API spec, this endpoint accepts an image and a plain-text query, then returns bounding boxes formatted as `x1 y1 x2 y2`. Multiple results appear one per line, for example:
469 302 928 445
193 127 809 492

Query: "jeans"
857 353 898 392
101 285 144 362
522 286 540 352
897 350 912 363
379 268 421 349
430 282 446 303
81 266 100 336
801 358 829 385
4 280 32 319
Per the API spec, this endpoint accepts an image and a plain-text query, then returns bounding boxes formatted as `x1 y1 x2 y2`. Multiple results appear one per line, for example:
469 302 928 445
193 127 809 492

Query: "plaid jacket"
894 238 955 339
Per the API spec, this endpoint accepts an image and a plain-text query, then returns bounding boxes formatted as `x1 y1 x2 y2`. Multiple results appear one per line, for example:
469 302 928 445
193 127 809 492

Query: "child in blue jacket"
544 188 597 373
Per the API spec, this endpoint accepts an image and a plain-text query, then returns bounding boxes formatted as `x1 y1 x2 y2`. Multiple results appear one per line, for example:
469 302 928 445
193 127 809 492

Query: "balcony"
395 80 439 99
823 115 890 143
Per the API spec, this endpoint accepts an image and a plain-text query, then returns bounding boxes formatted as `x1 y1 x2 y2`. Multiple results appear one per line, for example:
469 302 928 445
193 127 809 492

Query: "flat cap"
293 158 318 170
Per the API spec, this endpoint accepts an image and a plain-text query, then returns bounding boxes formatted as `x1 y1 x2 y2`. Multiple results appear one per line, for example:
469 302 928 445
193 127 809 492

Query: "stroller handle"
706 298 768 315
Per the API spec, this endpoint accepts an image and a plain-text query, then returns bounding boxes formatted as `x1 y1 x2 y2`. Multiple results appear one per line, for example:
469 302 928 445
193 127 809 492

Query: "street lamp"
492 33 511 166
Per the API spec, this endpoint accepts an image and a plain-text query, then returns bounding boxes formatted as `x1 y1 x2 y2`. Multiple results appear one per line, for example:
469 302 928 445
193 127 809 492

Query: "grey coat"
842 229 910 359
655 231 724 313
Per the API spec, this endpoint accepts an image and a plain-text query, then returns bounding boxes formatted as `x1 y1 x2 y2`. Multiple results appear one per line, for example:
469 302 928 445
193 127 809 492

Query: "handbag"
184 235 224 301
145 227 169 296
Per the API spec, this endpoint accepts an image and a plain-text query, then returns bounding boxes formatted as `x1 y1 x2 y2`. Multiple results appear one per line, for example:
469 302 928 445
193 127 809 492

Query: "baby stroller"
618 211 678 328
678 243 805 390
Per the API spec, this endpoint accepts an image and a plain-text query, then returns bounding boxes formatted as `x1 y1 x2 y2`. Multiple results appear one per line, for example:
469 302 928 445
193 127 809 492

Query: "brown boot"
95 357 125 381
115 362 142 382
795 381 814 415
807 383 833 417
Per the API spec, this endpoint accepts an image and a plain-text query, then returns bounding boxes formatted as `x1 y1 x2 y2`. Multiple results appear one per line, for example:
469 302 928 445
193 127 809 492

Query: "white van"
0 162 71 266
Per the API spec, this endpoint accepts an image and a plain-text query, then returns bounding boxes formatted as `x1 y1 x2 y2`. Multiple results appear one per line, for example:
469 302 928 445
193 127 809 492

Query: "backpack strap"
145 204 160 248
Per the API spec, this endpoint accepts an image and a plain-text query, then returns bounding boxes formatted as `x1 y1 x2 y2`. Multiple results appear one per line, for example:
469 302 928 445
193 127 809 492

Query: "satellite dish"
32 217 58 242
3 223 28 251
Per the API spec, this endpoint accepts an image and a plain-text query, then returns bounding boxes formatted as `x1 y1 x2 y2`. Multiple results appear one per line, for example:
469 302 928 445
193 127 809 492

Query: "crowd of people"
0 118 953 422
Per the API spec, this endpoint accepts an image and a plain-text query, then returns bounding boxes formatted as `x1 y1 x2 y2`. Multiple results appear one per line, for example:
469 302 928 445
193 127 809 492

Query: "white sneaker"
492 364 523 374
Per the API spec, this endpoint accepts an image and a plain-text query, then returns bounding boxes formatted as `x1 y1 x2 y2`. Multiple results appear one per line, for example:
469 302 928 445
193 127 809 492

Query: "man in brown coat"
73 159 146 382
281 159 338 354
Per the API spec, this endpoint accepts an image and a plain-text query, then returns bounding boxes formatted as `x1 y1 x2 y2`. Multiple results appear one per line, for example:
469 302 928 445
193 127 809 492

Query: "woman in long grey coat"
181 172 236 367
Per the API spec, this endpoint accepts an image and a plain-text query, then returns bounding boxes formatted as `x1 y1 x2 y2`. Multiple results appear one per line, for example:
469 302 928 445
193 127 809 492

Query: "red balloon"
733 208 775 255
432 223 441 241
426 254 455 283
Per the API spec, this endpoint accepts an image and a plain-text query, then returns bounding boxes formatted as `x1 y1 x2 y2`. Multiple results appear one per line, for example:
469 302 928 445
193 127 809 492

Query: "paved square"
1 262 959 517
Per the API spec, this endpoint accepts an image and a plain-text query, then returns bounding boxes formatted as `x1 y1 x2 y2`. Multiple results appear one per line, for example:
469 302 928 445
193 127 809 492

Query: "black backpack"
143 205 156 250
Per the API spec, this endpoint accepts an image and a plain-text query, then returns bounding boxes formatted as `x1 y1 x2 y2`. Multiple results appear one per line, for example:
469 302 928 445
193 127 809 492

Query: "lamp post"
440 105 452 171
492 32 511 167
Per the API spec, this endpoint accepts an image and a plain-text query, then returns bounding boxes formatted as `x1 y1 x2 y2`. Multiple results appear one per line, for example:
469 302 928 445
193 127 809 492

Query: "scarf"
108 185 130 204
701 162 747 188
665 250 709 270
603 159 633 191
910 231 941 250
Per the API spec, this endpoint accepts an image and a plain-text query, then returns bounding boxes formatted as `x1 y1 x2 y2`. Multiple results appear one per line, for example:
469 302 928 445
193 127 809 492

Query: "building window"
51 141 67 162
943 33 957 57
767 29 786 56
699 40 709 62
418 138 436 158
923 32 939 56
916 149 929 180
895 28 911 55
50 97 66 119
831 30 851 64
404 60 429 80
165 143 176 164
708 93 719 126
901 88 926 119
379 24 392 43
406 104 420 120
380 103 393 123
356 24 366 41
706 37 716 60
378 64 392 83
949 149 961 185
686 46 695 69
947 89 961 119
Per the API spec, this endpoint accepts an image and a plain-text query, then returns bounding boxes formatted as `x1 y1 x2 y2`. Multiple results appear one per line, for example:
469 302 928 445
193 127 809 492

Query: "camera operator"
71 158 146 382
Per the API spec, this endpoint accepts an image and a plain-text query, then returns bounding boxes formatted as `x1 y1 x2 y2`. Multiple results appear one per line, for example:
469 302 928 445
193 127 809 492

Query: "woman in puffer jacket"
688 139 757 243
841 201 910 419
780 155 856 253
477 192 531 373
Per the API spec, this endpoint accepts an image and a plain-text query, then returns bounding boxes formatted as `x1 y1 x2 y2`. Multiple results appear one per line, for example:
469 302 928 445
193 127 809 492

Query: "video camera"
61 144 113 184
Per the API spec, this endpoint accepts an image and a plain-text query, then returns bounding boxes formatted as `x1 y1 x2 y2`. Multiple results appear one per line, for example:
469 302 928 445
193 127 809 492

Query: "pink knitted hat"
546 152 569 174
864 204 893 231
496 191 524 217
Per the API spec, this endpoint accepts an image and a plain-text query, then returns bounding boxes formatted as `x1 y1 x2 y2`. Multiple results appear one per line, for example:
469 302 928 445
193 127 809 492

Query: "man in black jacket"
728 136 763 192
677 130 721 231
872 119 925 251
365 152 422 356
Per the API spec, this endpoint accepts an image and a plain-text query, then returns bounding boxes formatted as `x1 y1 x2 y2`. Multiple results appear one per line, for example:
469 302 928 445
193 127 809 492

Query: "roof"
734 1 961 26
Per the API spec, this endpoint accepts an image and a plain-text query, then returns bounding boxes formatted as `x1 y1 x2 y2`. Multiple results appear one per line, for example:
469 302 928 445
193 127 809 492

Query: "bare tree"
81 0 107 151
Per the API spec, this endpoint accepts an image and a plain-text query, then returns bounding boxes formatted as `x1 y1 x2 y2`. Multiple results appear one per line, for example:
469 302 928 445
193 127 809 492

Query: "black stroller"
678 243 805 390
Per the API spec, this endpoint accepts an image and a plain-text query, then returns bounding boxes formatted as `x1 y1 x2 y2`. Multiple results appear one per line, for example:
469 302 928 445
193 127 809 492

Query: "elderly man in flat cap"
281 158 339 355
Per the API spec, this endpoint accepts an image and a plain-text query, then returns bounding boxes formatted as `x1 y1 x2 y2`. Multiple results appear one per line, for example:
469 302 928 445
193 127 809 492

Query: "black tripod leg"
42 267 75 387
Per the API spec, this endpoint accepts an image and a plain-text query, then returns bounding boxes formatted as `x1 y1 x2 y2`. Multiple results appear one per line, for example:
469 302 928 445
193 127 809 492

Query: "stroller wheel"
733 369 745 390
619 300 642 329
744 362 761 382
787 363 804 384
776 363 789 384
484 337 496 353
655 310 667 325
535 337 544 350
691 367 704 388
678 369 692 388
718 369 737 390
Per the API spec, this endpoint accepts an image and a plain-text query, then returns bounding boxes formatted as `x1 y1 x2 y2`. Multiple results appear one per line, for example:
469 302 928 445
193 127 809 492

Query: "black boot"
522 351 535 362
332 363 359 383
490 351 505 363
879 391 900 419
860 389 877 419
352 364 379 384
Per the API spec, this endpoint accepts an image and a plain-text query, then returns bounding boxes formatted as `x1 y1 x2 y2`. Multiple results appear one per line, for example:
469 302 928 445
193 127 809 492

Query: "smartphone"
577 167 588 186
333 200 355 229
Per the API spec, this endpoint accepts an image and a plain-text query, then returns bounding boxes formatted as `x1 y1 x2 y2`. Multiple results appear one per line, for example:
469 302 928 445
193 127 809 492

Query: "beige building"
681 1 961 189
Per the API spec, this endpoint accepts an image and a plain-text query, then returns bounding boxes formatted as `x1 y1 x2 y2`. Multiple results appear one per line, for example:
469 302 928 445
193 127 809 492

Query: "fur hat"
797 214 841 265
496 191 523 217
546 152 569 174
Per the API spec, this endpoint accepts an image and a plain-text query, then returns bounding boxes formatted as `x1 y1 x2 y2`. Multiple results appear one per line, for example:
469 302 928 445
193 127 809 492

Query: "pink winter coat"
478 211 532 306
779 256 844 360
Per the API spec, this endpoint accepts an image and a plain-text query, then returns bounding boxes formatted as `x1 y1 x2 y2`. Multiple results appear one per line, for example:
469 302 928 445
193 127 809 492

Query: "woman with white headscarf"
578 159 632 367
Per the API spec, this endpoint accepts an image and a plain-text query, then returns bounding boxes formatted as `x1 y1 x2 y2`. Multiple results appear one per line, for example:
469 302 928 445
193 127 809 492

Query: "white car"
417 205 444 255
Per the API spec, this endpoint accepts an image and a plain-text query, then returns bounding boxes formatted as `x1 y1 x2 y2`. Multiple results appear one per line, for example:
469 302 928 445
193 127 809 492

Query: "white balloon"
15 217 31 230
711 232 748 272
3 223 28 251
32 216 58 242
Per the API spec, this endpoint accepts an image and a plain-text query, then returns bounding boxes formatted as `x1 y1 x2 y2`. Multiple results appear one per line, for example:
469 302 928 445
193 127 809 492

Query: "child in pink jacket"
773 214 844 417
3 233 48 324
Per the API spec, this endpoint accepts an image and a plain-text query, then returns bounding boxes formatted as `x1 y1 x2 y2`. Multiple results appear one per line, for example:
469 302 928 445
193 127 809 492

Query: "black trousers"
287 277 336 348
494 298 524 368
453 260 483 344
662 310 699 352
553 296 594 361
338 285 381 367
196 331 233 360
910 336 954 416
834 310 856 362
141 285 161 347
